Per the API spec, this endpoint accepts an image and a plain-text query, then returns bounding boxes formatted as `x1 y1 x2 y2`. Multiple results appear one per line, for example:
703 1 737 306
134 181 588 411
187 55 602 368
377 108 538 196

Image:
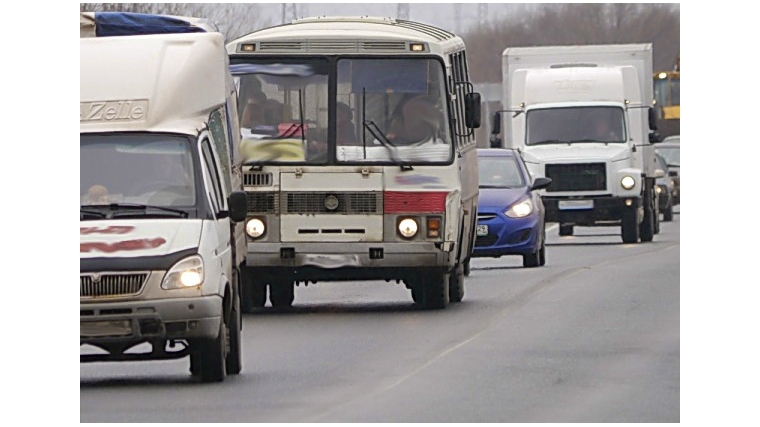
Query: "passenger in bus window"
336 102 358 145
241 91 269 129
387 94 442 145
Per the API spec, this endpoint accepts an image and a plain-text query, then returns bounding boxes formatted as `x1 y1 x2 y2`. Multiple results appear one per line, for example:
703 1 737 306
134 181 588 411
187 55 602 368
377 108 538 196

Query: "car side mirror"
530 176 552 191
653 168 666 179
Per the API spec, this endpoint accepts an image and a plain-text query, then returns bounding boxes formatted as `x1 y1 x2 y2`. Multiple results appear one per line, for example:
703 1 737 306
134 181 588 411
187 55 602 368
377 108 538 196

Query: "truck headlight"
505 198 533 218
621 175 636 190
398 218 418 238
246 218 266 238
161 255 204 290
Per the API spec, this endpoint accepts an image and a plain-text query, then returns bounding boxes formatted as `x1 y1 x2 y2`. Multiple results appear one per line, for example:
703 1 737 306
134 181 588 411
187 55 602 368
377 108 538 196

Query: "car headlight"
246 218 266 238
161 255 204 290
398 218 418 238
621 175 636 190
655 185 663 194
505 198 533 218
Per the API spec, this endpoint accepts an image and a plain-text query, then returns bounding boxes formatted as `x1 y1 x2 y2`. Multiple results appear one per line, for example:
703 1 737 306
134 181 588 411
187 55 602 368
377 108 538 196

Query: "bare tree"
79 3 273 42
462 3 679 82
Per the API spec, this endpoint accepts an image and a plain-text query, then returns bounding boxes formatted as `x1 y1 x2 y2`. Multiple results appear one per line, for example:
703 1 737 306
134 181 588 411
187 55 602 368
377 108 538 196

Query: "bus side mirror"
465 92 481 128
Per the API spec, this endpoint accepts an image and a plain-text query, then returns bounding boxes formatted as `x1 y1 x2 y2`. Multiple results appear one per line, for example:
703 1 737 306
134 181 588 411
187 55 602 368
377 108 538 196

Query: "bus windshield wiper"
362 120 413 170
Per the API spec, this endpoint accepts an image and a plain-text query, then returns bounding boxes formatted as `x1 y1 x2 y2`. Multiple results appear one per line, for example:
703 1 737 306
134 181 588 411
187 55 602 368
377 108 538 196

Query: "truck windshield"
526 106 626 145
80 134 196 208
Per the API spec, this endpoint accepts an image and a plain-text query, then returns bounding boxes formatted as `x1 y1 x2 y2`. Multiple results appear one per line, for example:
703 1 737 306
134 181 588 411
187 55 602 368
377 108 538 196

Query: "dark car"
473 148 552 267
655 152 675 221
656 135 680 206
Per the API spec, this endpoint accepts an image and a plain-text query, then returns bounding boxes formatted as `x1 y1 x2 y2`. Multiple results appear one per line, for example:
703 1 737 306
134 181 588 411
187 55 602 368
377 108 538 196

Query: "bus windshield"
231 57 452 165
335 58 451 164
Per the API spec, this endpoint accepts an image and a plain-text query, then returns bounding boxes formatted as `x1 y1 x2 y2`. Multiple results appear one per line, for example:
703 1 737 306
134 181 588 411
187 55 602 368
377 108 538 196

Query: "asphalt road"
80 210 680 422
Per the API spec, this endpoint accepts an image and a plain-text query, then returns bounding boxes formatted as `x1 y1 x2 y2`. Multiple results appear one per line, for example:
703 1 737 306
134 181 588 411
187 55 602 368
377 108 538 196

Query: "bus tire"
418 271 449 310
449 263 465 303
269 279 294 308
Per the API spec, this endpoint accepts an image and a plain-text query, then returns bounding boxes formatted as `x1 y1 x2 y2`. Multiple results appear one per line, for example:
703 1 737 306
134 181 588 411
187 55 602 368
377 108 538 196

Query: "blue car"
473 149 552 267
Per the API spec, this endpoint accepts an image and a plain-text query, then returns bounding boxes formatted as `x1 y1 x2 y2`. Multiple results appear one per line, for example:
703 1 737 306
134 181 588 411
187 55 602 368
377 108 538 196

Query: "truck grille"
283 192 382 214
80 273 147 298
545 163 606 192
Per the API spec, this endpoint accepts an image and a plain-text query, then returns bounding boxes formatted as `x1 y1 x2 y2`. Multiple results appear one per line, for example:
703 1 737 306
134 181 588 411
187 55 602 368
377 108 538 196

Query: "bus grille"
80 273 147 298
244 172 273 187
545 163 606 192
247 192 278 214
283 192 382 214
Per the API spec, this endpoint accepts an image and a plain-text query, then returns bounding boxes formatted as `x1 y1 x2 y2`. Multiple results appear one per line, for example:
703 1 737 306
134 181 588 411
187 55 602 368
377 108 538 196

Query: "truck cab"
491 44 661 243
79 12 247 382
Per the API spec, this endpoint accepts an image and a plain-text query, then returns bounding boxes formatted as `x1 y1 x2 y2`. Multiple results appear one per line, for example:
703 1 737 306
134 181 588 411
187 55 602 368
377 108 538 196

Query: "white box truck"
490 43 665 243
80 12 248 382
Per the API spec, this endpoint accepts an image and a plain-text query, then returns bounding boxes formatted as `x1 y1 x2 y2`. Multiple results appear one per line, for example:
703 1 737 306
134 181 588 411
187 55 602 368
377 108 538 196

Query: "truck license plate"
80 320 133 338
476 225 488 236
558 200 594 210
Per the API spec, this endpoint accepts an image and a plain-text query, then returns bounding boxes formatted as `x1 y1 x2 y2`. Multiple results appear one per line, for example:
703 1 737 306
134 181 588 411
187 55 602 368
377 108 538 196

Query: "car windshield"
657 146 680 167
478 156 525 188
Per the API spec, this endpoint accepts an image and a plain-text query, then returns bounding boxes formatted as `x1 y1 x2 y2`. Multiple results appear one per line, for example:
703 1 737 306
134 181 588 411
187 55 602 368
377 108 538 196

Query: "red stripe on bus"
384 191 447 213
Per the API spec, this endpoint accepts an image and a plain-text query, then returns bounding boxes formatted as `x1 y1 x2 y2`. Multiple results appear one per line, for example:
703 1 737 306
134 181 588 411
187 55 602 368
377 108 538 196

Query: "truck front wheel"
640 188 656 242
621 211 640 244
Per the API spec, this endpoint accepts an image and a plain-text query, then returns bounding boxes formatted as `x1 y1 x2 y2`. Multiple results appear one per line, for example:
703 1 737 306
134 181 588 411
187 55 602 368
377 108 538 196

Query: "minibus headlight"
246 218 266 238
398 218 418 238
161 255 204 290
621 175 636 190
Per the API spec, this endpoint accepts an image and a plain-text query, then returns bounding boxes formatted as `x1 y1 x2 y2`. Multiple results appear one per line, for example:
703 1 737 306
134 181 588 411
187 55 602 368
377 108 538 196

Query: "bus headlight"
161 255 204 290
398 218 418 238
246 218 266 238
621 175 636 190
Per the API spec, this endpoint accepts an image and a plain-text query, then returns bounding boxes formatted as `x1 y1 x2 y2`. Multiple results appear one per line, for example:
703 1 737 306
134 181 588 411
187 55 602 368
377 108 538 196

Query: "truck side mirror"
649 131 662 144
489 112 502 148
227 191 248 223
648 107 658 131
465 92 481 128
491 112 501 135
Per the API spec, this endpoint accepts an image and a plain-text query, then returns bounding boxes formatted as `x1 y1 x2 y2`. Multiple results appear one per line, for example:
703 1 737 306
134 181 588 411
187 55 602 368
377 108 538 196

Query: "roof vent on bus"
258 41 305 52
362 41 407 51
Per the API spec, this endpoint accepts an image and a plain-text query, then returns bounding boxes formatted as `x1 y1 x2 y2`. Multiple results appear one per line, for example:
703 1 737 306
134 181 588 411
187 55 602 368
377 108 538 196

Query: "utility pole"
281 3 299 24
478 3 488 27
397 3 409 20
454 3 462 33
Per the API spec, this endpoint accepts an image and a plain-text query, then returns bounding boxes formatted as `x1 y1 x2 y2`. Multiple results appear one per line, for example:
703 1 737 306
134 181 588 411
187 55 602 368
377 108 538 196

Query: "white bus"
226 16 481 310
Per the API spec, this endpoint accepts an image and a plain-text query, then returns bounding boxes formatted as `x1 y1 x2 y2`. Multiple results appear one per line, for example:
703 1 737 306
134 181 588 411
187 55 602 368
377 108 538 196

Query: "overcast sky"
250 2 536 34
